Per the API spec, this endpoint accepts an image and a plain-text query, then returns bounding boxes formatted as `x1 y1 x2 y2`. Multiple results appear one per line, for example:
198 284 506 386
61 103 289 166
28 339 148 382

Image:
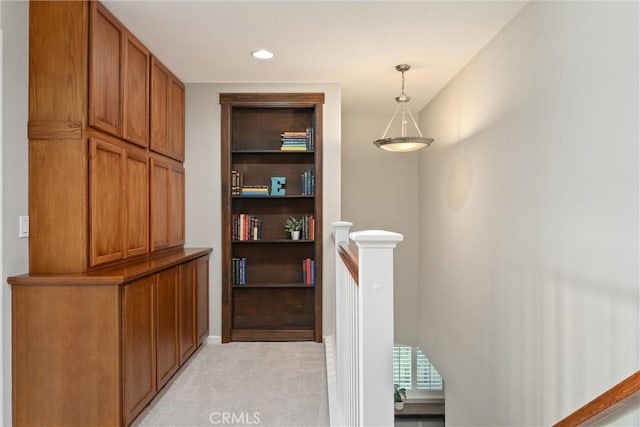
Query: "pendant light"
373 64 434 152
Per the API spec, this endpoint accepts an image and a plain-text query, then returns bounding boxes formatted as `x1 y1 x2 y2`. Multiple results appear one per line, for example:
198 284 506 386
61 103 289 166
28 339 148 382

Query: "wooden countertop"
8 247 212 286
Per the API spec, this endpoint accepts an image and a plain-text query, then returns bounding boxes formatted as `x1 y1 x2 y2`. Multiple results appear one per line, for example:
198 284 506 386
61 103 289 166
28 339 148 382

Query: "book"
231 170 243 196
302 258 315 285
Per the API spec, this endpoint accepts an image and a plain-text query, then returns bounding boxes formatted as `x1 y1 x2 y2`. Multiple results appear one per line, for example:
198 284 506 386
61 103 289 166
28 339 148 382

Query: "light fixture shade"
374 64 434 153
373 136 434 152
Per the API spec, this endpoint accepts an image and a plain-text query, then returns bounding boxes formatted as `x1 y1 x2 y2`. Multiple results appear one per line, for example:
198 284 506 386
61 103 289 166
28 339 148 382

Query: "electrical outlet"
19 216 29 238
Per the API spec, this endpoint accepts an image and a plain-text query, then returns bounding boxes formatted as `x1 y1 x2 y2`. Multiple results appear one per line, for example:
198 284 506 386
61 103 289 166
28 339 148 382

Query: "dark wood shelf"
232 239 313 244
221 92 324 343
233 283 315 288
232 194 314 199
232 150 314 154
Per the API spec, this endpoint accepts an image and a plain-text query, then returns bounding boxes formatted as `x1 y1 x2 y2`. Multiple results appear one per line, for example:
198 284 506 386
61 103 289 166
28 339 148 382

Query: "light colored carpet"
134 342 330 427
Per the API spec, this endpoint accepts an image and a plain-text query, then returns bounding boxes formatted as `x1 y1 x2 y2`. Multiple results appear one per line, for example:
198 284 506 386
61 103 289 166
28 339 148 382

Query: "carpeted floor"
134 342 330 427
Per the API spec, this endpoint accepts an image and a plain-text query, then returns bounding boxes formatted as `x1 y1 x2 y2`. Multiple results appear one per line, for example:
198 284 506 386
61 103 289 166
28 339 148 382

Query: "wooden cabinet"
122 275 156 426
89 2 123 137
179 261 197 363
151 154 185 252
89 2 150 146
196 255 210 343
168 77 186 160
170 162 186 246
123 32 150 147
220 93 324 343
28 1 184 273
90 138 125 266
156 267 179 389
90 137 149 267
125 149 150 257
9 249 211 427
151 57 185 161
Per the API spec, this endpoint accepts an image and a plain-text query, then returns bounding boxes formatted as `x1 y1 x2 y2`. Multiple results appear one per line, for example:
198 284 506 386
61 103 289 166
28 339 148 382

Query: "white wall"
417 2 639 426
1 1 29 425
185 83 341 339
341 112 420 346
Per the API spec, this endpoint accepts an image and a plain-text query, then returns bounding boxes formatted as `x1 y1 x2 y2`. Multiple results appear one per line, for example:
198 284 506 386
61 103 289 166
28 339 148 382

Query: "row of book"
280 128 315 151
300 215 315 240
232 214 262 241
231 257 315 286
302 258 316 285
232 257 247 285
301 169 315 195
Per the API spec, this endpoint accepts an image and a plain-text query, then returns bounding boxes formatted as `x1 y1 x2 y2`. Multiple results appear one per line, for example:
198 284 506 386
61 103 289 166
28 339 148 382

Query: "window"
393 345 443 398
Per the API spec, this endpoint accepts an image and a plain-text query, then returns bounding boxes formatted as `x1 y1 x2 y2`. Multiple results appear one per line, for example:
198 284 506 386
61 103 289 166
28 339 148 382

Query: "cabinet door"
122 275 156 426
179 261 196 364
168 77 185 161
150 58 169 156
123 33 150 147
90 139 125 266
150 157 170 251
89 2 123 137
156 267 179 388
196 256 209 343
169 164 185 247
125 151 149 258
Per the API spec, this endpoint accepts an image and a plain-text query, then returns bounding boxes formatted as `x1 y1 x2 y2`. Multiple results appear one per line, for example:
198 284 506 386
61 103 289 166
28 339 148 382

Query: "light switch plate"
19 216 29 238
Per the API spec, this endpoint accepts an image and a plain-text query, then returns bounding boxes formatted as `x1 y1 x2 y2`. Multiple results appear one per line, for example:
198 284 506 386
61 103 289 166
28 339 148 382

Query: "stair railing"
332 221 403 426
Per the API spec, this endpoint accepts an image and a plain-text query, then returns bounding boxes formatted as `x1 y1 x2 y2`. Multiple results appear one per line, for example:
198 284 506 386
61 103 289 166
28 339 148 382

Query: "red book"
306 258 311 285
302 260 306 285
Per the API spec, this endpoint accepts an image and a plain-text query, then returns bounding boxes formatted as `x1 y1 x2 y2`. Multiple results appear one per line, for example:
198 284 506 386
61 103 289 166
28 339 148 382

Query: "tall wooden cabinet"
11 2 212 426
220 93 324 343
27 0 184 273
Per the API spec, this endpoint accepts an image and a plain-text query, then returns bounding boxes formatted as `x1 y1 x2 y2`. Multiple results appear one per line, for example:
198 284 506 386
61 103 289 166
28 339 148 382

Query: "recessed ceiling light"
252 49 274 60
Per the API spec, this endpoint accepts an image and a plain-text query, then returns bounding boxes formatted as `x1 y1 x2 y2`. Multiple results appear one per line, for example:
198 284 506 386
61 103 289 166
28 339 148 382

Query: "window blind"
393 346 412 389
393 345 443 392
416 348 443 391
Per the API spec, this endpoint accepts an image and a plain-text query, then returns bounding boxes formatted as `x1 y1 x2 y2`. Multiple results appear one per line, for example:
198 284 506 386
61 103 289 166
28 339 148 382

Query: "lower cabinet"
156 267 180 389
9 248 211 427
179 260 197 364
123 275 156 426
196 255 210 342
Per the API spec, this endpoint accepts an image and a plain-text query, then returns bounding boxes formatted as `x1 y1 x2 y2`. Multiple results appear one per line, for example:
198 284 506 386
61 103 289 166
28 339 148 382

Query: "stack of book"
232 257 247 286
241 185 269 197
301 169 315 195
280 131 308 151
232 214 262 241
281 128 314 151
231 170 243 196
300 215 315 240
302 258 315 285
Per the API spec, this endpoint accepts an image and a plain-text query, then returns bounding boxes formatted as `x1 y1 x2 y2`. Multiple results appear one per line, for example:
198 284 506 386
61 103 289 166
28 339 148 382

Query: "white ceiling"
104 1 527 114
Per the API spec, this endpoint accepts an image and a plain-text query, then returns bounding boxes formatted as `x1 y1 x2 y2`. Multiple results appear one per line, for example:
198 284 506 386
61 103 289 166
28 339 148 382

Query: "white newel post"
351 230 403 427
333 220 353 348
332 221 353 424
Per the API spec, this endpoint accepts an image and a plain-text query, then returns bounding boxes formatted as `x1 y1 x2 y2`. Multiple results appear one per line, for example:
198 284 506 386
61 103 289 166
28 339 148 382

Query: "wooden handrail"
338 241 359 284
554 370 640 427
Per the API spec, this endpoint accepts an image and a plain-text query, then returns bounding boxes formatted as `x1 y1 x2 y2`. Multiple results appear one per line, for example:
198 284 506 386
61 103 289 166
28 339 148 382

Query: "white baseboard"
205 335 222 345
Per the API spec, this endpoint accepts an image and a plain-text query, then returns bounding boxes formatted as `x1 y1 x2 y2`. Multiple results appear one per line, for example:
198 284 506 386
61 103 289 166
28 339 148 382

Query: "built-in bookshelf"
220 93 324 343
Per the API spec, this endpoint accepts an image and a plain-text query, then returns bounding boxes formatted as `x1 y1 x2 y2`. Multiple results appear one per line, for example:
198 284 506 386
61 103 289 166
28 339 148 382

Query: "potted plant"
394 384 406 411
284 216 302 240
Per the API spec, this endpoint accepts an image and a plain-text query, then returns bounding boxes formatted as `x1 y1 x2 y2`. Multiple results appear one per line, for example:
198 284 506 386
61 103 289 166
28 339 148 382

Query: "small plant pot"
395 402 404 411
290 231 300 240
